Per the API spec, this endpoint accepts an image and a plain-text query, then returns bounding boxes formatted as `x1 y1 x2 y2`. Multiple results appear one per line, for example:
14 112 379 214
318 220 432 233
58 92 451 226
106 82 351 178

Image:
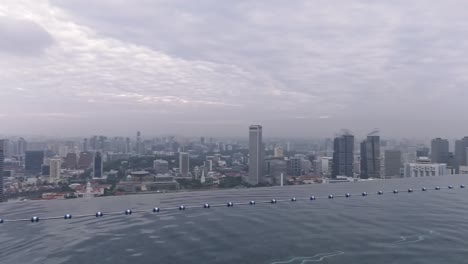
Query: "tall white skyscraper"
179 152 190 177
49 158 62 181
248 125 264 185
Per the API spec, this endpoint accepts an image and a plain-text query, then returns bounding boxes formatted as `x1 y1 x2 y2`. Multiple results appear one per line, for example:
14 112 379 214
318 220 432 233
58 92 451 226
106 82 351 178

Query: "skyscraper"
179 152 190 177
64 152 78 169
17 137 27 156
430 138 449 164
0 140 4 202
384 150 402 178
78 151 93 169
2 139 10 158
90 136 98 150
25 150 44 174
360 141 367 179
248 125 264 185
83 138 88 152
360 135 381 179
136 131 142 155
93 152 103 178
125 137 131 154
49 158 62 181
332 133 354 178
454 137 468 173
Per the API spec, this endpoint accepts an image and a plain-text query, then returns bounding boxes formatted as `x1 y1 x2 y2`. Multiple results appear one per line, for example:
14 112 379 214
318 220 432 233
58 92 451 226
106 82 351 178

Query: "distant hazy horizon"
1 1 468 138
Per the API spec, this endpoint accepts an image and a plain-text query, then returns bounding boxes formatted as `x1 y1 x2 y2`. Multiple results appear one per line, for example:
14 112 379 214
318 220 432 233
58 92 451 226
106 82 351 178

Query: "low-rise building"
404 157 447 177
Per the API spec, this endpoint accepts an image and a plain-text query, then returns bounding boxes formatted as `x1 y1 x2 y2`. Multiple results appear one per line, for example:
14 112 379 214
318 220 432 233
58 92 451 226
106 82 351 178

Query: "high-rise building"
200 137 205 145
179 152 190 177
64 153 78 169
384 150 402 178
430 138 449 164
41 165 50 176
49 158 62 181
2 139 10 158
25 150 44 173
274 147 284 158
360 135 381 179
90 136 98 150
93 152 103 178
125 137 131 154
320 157 333 176
83 138 88 152
265 159 287 185
17 137 27 156
58 145 69 158
136 131 142 155
248 125 264 185
287 157 302 176
332 134 354 178
78 151 93 169
154 159 169 174
360 141 367 178
455 137 468 173
0 140 4 202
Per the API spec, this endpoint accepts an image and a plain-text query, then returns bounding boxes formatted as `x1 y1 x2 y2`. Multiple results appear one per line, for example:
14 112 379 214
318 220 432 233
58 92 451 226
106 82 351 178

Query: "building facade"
274 147 284 158
265 159 287 185
78 151 93 169
287 157 302 176
17 137 27 156
93 152 103 178
248 125 264 185
154 159 169 174
64 153 78 169
320 157 333 176
360 135 381 179
179 152 190 177
332 134 354 178
455 137 468 173
404 157 447 177
49 158 62 181
384 150 402 178
0 140 4 202
25 150 44 173
430 138 449 164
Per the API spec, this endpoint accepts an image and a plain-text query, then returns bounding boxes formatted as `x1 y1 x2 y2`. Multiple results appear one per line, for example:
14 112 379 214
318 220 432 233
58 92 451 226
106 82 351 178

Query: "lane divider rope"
0 185 465 224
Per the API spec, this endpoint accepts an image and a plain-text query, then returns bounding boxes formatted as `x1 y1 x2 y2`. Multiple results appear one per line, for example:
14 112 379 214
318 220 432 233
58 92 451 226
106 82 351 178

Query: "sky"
1 0 468 138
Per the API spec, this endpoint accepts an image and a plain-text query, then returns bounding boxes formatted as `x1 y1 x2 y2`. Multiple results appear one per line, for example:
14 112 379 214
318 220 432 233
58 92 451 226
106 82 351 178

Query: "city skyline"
2 124 468 203
1 1 468 137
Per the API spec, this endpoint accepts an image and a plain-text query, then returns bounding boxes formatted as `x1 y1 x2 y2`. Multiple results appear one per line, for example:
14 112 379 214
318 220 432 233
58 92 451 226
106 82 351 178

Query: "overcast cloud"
1 0 468 138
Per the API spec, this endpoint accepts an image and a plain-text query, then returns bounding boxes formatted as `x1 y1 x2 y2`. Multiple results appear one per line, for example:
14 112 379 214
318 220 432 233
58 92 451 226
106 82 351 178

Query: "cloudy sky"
1 0 468 138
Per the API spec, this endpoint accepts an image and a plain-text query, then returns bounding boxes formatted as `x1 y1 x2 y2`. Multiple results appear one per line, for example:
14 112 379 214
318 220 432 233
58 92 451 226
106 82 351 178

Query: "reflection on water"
271 251 345 264
392 230 436 245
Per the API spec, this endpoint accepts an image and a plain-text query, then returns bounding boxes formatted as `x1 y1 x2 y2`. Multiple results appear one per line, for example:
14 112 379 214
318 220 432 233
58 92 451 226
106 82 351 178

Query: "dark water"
2 175 468 264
